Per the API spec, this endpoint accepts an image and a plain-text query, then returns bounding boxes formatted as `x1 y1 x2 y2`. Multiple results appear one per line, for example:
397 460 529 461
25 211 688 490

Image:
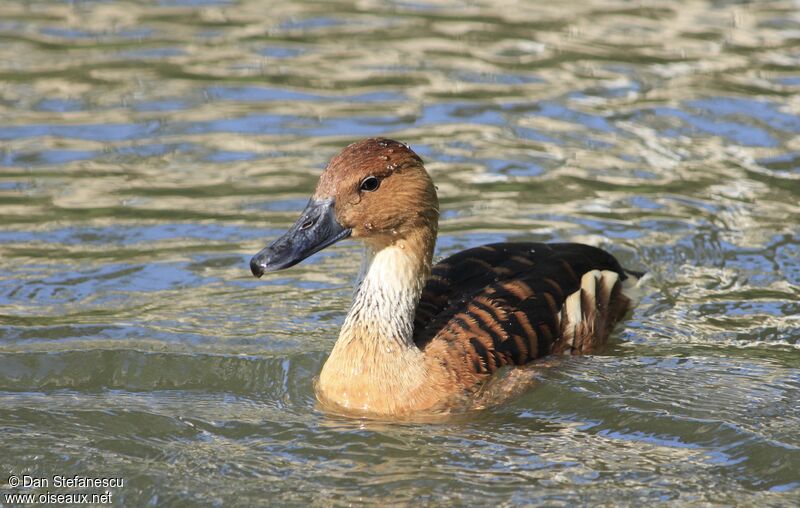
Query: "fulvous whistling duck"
250 138 642 417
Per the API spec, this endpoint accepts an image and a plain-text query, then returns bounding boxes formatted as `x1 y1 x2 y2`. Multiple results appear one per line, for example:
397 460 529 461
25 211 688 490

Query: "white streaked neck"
338 241 429 349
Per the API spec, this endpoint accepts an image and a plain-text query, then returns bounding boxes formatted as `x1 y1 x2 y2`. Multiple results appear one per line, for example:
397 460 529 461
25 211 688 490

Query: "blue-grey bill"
250 198 351 277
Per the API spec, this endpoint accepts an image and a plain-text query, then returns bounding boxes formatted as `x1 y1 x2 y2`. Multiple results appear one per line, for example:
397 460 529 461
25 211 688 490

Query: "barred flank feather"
413 243 635 386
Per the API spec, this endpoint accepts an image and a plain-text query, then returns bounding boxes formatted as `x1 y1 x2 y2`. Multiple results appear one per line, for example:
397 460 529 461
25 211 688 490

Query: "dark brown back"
413 242 631 375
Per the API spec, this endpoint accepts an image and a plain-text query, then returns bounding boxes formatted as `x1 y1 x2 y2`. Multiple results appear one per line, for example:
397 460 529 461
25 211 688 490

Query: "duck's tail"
555 267 647 355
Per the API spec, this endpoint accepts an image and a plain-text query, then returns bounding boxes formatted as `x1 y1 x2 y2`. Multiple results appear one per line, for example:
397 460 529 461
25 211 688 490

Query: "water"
1 0 799 505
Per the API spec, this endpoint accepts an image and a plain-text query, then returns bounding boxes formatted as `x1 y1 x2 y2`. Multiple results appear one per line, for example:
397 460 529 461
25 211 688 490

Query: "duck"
250 137 642 417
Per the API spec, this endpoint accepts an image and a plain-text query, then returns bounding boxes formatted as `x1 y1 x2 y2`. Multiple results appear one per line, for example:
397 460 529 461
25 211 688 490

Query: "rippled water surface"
1 0 799 505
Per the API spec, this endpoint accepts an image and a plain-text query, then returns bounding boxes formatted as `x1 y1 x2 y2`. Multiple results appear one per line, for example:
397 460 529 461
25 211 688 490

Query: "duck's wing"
413 242 634 375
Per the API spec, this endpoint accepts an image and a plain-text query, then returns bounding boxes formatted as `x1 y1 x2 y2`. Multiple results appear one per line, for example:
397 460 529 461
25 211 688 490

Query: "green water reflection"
0 0 798 505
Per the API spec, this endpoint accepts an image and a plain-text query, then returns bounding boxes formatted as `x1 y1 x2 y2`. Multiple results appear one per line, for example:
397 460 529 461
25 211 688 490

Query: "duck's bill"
250 198 351 277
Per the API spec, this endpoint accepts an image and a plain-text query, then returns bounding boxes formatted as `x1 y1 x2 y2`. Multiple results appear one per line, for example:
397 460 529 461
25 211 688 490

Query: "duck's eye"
360 176 380 192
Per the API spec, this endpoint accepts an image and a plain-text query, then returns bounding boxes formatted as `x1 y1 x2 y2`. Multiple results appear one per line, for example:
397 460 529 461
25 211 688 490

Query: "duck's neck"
341 234 432 349
317 229 436 414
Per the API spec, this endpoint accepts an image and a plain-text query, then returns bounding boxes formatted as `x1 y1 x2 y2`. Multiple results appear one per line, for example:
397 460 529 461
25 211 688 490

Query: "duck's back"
413 242 637 383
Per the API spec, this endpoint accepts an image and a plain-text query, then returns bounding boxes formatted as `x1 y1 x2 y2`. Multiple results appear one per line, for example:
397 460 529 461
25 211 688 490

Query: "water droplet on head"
379 155 389 161
365 222 374 230
387 148 394 153
378 140 388 147
391 229 398 236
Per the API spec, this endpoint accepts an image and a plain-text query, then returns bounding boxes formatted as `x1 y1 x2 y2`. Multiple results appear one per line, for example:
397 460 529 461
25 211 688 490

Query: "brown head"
250 138 439 276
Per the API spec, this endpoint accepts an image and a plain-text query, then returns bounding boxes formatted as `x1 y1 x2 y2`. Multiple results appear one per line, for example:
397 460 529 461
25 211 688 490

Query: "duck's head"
250 138 439 277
